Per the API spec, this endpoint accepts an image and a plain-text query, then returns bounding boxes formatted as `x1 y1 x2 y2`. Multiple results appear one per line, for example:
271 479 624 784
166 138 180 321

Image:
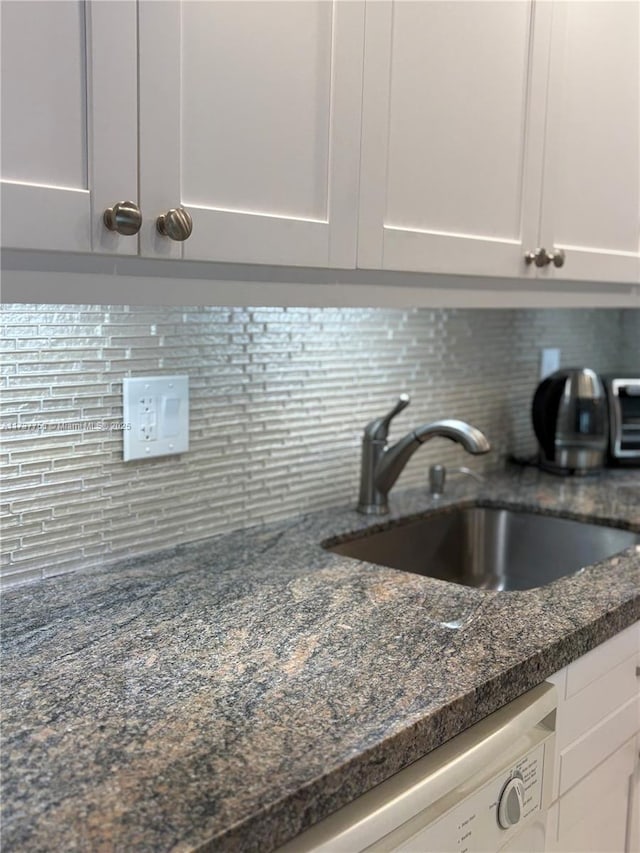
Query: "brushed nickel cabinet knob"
103 201 142 236
524 248 550 267
547 248 566 268
156 207 193 241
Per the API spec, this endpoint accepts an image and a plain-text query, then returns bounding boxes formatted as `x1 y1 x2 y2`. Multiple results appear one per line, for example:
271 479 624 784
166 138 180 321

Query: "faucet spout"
374 419 490 496
415 419 490 454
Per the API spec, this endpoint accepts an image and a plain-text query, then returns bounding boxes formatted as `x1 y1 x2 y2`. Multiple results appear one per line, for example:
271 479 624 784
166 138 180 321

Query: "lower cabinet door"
628 735 640 853
546 737 638 853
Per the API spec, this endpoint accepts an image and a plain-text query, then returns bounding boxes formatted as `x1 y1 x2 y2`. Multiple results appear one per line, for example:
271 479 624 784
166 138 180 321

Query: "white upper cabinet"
138 0 364 267
357 1 546 278
0 0 138 255
1 0 637 297
357 0 640 285
538 1 640 284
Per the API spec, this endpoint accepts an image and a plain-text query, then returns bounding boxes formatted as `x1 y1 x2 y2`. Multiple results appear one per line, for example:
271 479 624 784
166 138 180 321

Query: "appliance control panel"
393 742 546 852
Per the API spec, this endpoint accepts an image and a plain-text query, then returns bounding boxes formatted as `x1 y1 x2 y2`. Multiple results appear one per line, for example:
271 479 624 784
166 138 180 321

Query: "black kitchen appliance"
532 368 608 475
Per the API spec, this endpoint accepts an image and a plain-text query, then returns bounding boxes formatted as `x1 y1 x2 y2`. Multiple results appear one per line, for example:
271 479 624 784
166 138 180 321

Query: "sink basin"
326 505 639 591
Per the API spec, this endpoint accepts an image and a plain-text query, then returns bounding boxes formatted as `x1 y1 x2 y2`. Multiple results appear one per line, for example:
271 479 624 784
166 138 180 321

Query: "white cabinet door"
547 737 638 853
629 735 640 853
0 0 138 255
138 0 364 267
538 1 640 284
357 0 549 278
546 623 640 853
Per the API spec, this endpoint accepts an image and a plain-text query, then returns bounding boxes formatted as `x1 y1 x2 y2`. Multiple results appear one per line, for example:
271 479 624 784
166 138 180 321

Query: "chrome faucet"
357 395 491 515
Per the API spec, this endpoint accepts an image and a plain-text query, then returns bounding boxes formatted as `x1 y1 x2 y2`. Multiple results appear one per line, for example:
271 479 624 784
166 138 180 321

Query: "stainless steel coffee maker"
531 368 608 474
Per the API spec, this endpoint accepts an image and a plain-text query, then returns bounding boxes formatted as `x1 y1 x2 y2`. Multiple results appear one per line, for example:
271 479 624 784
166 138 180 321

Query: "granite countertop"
2 466 639 852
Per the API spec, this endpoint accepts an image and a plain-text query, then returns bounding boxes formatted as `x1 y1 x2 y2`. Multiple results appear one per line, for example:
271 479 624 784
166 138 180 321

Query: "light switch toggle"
160 397 181 438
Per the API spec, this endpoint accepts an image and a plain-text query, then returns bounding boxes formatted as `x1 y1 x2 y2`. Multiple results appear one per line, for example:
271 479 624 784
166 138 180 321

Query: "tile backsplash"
1 305 637 587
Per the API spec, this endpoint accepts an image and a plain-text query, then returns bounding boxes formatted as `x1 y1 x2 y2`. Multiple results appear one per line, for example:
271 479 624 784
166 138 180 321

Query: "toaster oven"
604 376 640 463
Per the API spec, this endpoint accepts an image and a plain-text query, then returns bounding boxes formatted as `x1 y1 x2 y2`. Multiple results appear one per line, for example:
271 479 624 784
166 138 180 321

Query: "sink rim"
322 499 640 552
322 500 640 593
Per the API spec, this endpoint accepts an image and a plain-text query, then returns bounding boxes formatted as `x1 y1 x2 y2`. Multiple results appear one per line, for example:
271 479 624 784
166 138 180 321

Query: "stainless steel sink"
326 505 639 591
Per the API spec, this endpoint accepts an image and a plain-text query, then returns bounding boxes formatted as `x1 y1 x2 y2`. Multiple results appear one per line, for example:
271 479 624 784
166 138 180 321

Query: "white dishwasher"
279 682 556 853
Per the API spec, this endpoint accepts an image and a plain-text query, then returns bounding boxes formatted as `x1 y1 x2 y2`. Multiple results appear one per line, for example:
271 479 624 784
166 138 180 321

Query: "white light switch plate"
540 348 561 380
122 376 189 461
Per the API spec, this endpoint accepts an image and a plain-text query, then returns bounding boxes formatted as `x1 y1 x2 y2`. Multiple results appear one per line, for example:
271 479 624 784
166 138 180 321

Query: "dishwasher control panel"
392 742 547 852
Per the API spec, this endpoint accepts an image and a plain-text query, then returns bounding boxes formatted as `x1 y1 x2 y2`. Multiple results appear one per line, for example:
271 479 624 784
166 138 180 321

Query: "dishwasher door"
278 682 556 853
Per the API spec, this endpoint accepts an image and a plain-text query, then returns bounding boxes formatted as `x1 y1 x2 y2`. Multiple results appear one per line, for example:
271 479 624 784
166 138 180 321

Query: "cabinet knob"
546 248 566 268
156 207 193 242
524 248 549 268
103 201 142 236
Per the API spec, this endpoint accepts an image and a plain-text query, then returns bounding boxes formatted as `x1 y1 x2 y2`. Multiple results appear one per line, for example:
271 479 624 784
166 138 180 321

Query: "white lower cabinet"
630 734 640 853
546 737 637 853
546 622 640 853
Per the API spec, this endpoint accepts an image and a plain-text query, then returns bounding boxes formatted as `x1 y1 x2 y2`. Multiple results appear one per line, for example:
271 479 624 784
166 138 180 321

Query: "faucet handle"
365 394 411 441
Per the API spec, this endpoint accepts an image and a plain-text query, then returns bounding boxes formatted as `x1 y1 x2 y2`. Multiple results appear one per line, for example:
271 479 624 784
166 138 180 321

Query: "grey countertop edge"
201 599 640 853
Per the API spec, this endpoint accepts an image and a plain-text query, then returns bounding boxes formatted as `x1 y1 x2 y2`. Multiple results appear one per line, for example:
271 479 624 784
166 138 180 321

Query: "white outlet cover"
540 348 561 380
123 376 189 461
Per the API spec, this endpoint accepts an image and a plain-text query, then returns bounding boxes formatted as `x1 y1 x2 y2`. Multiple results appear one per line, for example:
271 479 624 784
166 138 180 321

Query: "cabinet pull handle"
636 665 640 677
524 248 550 267
156 207 193 242
546 248 566 268
103 201 142 236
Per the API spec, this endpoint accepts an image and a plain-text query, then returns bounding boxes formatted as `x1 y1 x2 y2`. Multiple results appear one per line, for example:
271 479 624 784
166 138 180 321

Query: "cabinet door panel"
629 735 640 853
556 653 640 751
547 738 636 853
0 0 138 255
181 2 331 220
564 621 639 699
358 0 548 278
139 0 364 267
1 0 90 251
558 694 640 796
539 1 640 284
1 0 87 189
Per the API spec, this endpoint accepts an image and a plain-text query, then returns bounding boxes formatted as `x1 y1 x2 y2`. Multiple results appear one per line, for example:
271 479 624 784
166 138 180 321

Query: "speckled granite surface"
2 466 639 852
